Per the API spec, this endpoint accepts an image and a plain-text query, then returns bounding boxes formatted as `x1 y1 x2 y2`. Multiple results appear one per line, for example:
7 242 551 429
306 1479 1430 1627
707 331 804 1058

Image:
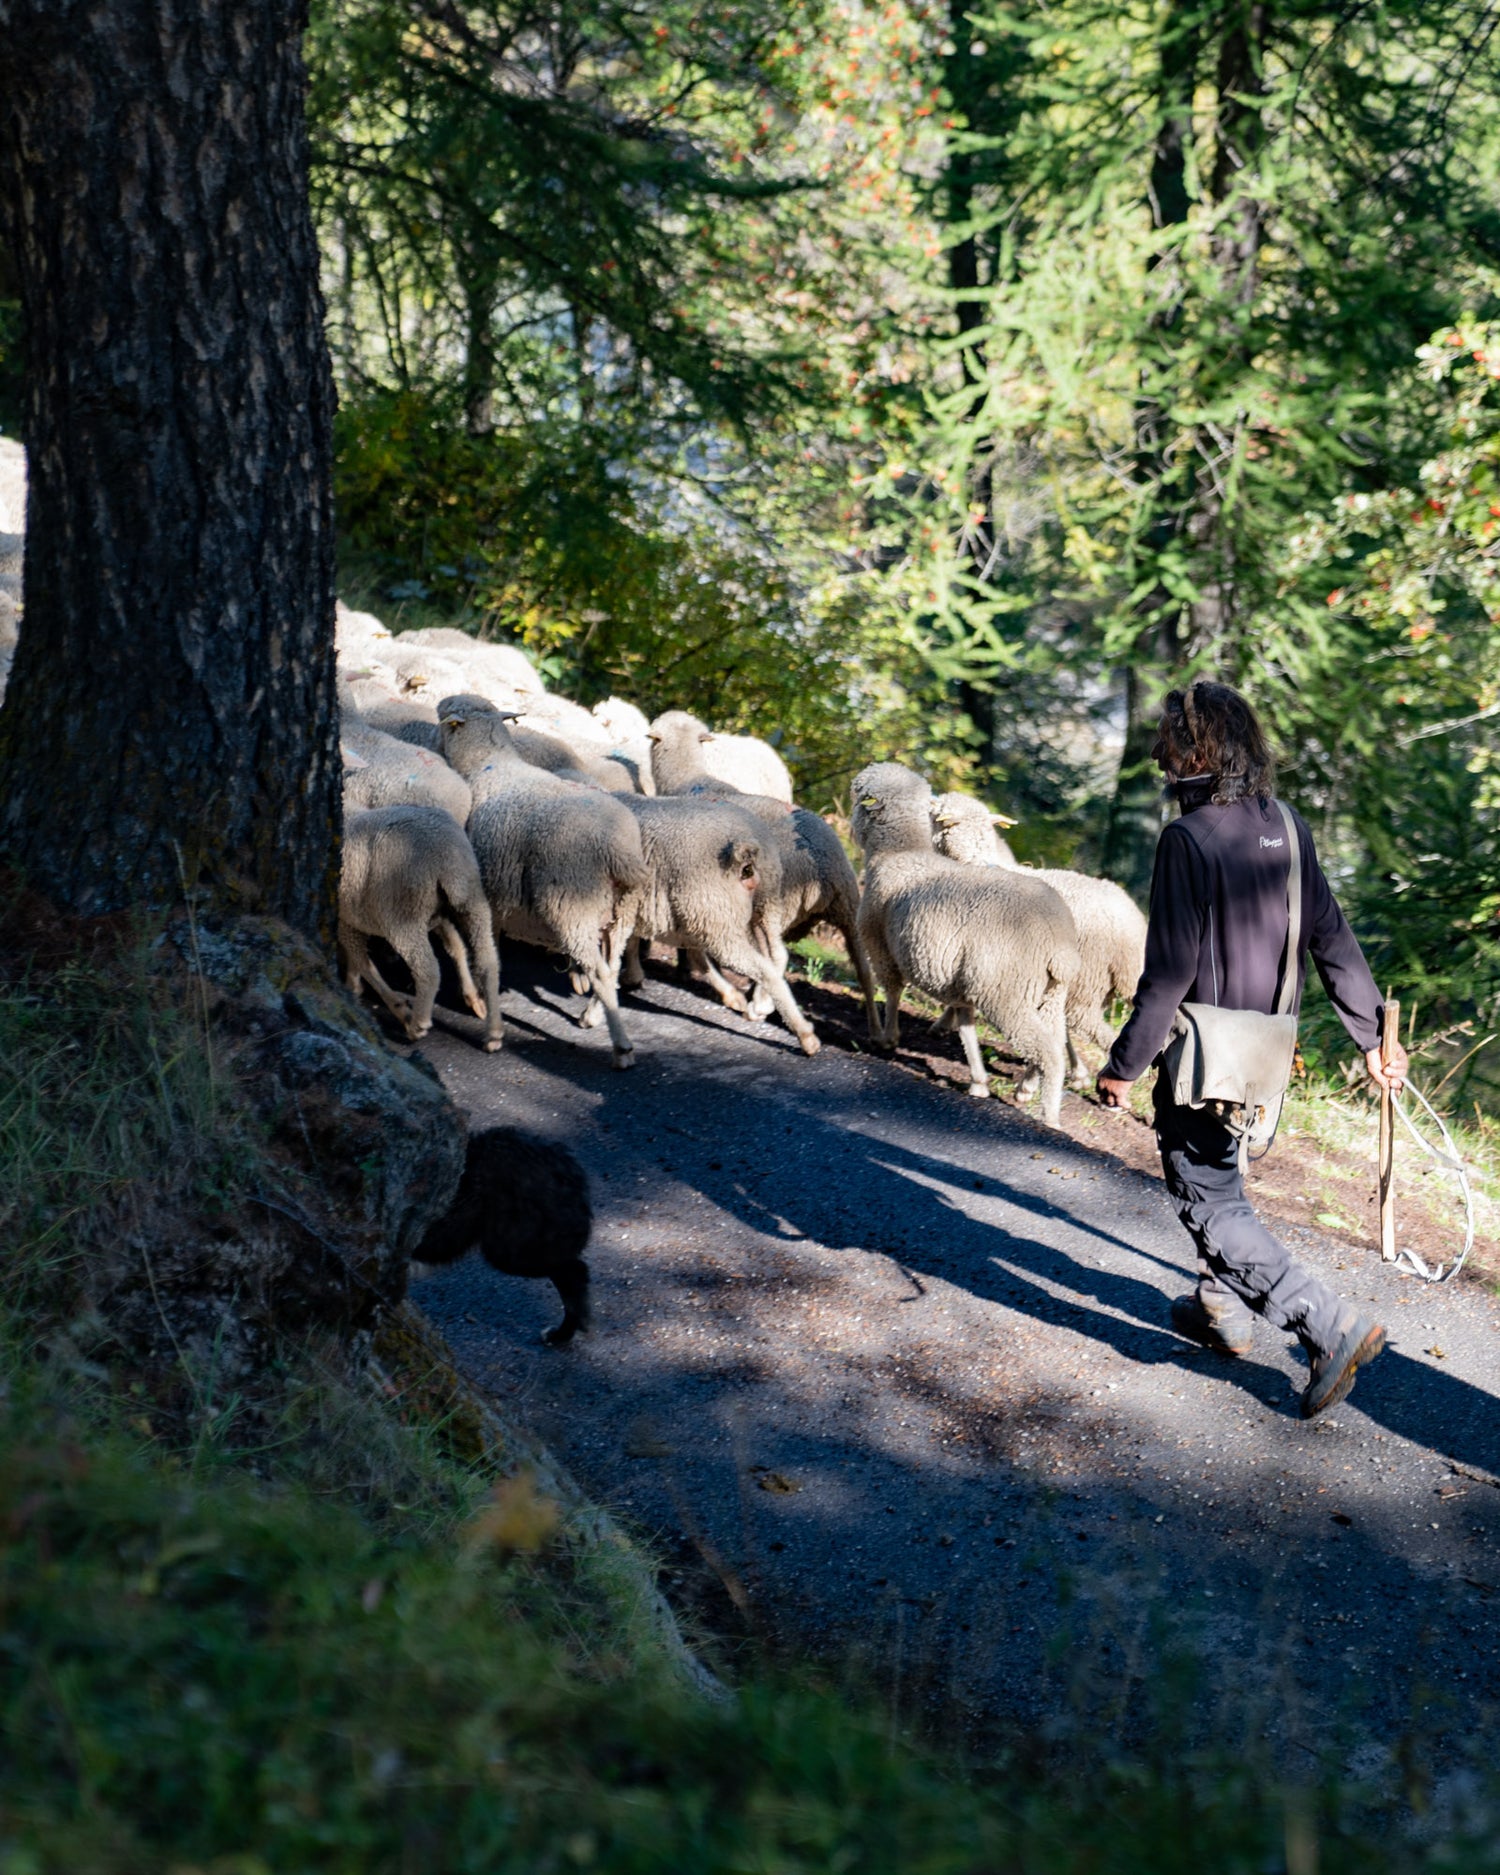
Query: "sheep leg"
1000 992 1069 1127
710 936 820 1057
930 1006 958 1035
579 953 634 1067
835 918 882 1040
447 906 504 1052
433 916 484 1018
341 925 416 1031
386 919 442 1040
694 952 752 1017
621 935 646 991
953 1008 992 1098
743 922 787 1022
873 966 904 1048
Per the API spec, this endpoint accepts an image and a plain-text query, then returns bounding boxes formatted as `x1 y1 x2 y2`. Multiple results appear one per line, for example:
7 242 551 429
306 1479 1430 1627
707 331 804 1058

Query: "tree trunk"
0 0 339 944
1101 9 1200 896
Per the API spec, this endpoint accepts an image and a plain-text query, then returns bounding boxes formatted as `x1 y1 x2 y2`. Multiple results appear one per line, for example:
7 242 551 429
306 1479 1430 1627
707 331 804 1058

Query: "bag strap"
1275 800 1301 1016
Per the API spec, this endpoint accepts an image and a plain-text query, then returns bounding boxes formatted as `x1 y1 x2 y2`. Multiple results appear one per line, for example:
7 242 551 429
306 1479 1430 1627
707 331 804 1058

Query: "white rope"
1387 1079 1475 1283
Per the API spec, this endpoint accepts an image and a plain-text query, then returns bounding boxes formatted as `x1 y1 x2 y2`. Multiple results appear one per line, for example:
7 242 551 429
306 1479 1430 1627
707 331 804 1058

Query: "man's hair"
1163 680 1277 803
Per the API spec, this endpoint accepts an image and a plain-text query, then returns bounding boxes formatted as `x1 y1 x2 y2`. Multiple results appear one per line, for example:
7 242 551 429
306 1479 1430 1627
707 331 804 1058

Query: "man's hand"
1096 1073 1135 1110
1366 1038 1408 1095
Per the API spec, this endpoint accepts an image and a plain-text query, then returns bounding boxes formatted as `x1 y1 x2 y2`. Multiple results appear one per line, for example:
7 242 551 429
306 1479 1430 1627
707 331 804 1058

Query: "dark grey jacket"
1105 792 1383 1085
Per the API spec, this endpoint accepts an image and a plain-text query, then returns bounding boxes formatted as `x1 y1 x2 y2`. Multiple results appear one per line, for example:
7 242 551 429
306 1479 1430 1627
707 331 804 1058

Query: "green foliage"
1276 322 1500 1033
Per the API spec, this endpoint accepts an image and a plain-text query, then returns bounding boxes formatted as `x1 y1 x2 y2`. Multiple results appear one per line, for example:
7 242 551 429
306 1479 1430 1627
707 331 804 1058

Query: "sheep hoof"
579 1000 605 1030
747 996 773 1021
405 1019 433 1041
483 1035 504 1054
612 1047 635 1071
967 1080 991 1099
1014 1076 1040 1105
797 1030 821 1058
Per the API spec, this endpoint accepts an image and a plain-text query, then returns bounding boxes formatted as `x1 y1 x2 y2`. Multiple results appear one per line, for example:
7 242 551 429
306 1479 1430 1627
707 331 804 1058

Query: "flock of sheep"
337 604 1148 1126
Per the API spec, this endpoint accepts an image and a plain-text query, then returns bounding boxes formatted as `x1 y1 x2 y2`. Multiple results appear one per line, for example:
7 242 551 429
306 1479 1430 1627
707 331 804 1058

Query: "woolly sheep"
643 714 877 1031
851 762 1080 1125
931 793 1147 1085
335 600 393 660
438 696 648 1069
378 643 474 702
648 709 794 804
365 709 444 755
591 697 656 795
506 719 638 792
593 696 650 743
400 628 543 696
0 531 21 605
340 803 503 1052
341 718 473 825
0 436 25 536
928 792 1017 868
611 794 821 1056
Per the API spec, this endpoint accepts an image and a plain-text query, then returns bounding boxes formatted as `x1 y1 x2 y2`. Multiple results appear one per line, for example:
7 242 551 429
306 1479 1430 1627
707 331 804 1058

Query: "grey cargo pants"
1155 1091 1350 1357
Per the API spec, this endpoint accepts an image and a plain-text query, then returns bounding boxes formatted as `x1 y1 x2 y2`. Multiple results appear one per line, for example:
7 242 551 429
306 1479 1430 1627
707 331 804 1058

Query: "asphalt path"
413 944 1500 1772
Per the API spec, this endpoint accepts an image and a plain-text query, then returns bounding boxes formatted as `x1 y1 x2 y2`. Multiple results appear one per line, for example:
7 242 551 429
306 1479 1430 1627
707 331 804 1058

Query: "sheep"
593 696 650 743
399 628 543 697
377 643 474 703
505 719 638 792
929 792 1017 868
0 531 21 604
930 792 1147 1084
609 793 822 1056
0 435 25 536
851 762 1080 1125
641 711 877 1031
335 600 393 661
591 697 656 795
648 709 794 804
340 803 503 1052
411 1126 592 1346
438 695 648 1069
341 718 473 825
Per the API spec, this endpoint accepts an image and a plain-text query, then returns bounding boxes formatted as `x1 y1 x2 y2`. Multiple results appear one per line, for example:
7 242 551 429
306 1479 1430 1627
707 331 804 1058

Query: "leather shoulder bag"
1161 800 1301 1154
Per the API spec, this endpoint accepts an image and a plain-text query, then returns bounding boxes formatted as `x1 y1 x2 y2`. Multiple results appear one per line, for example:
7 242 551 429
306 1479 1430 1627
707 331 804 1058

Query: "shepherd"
1096 681 1409 1419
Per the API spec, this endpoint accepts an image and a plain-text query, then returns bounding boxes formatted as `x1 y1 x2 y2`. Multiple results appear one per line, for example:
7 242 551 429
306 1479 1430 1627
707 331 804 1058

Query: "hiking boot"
1301 1317 1386 1420
1170 1292 1253 1357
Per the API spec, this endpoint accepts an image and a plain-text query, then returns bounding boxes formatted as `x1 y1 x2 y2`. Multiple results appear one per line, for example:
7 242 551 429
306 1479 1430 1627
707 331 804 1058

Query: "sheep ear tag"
990 811 1019 828
857 794 879 808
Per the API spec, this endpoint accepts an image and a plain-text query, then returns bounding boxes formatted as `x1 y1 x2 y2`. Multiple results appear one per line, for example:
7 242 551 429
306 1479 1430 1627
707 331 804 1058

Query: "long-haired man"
1097 681 1408 1419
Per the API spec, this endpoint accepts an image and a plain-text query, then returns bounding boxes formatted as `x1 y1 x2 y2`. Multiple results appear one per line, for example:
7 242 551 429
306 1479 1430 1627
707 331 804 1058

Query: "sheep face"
437 695 518 775
930 793 1018 868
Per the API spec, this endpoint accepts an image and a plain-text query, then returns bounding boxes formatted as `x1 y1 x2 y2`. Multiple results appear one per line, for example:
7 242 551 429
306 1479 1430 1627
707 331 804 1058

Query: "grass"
5 925 1500 1870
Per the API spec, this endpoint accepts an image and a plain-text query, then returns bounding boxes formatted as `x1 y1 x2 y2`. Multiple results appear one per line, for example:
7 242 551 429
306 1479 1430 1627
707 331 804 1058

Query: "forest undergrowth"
1 919 1499 1869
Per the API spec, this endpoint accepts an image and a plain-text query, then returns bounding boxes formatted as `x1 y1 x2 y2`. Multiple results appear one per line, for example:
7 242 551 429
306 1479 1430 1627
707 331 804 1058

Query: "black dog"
414 1126 592 1346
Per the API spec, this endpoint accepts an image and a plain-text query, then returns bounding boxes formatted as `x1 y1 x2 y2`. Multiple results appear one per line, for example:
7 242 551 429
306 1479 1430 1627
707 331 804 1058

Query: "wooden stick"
1379 993 1400 1261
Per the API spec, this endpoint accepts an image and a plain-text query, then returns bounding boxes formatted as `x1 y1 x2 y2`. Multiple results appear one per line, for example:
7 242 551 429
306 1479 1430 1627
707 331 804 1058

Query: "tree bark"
0 0 340 944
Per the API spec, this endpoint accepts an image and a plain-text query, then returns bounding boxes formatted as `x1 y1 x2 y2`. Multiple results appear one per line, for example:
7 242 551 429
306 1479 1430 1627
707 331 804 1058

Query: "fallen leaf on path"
757 1472 802 1494
1425 1346 1448 1360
